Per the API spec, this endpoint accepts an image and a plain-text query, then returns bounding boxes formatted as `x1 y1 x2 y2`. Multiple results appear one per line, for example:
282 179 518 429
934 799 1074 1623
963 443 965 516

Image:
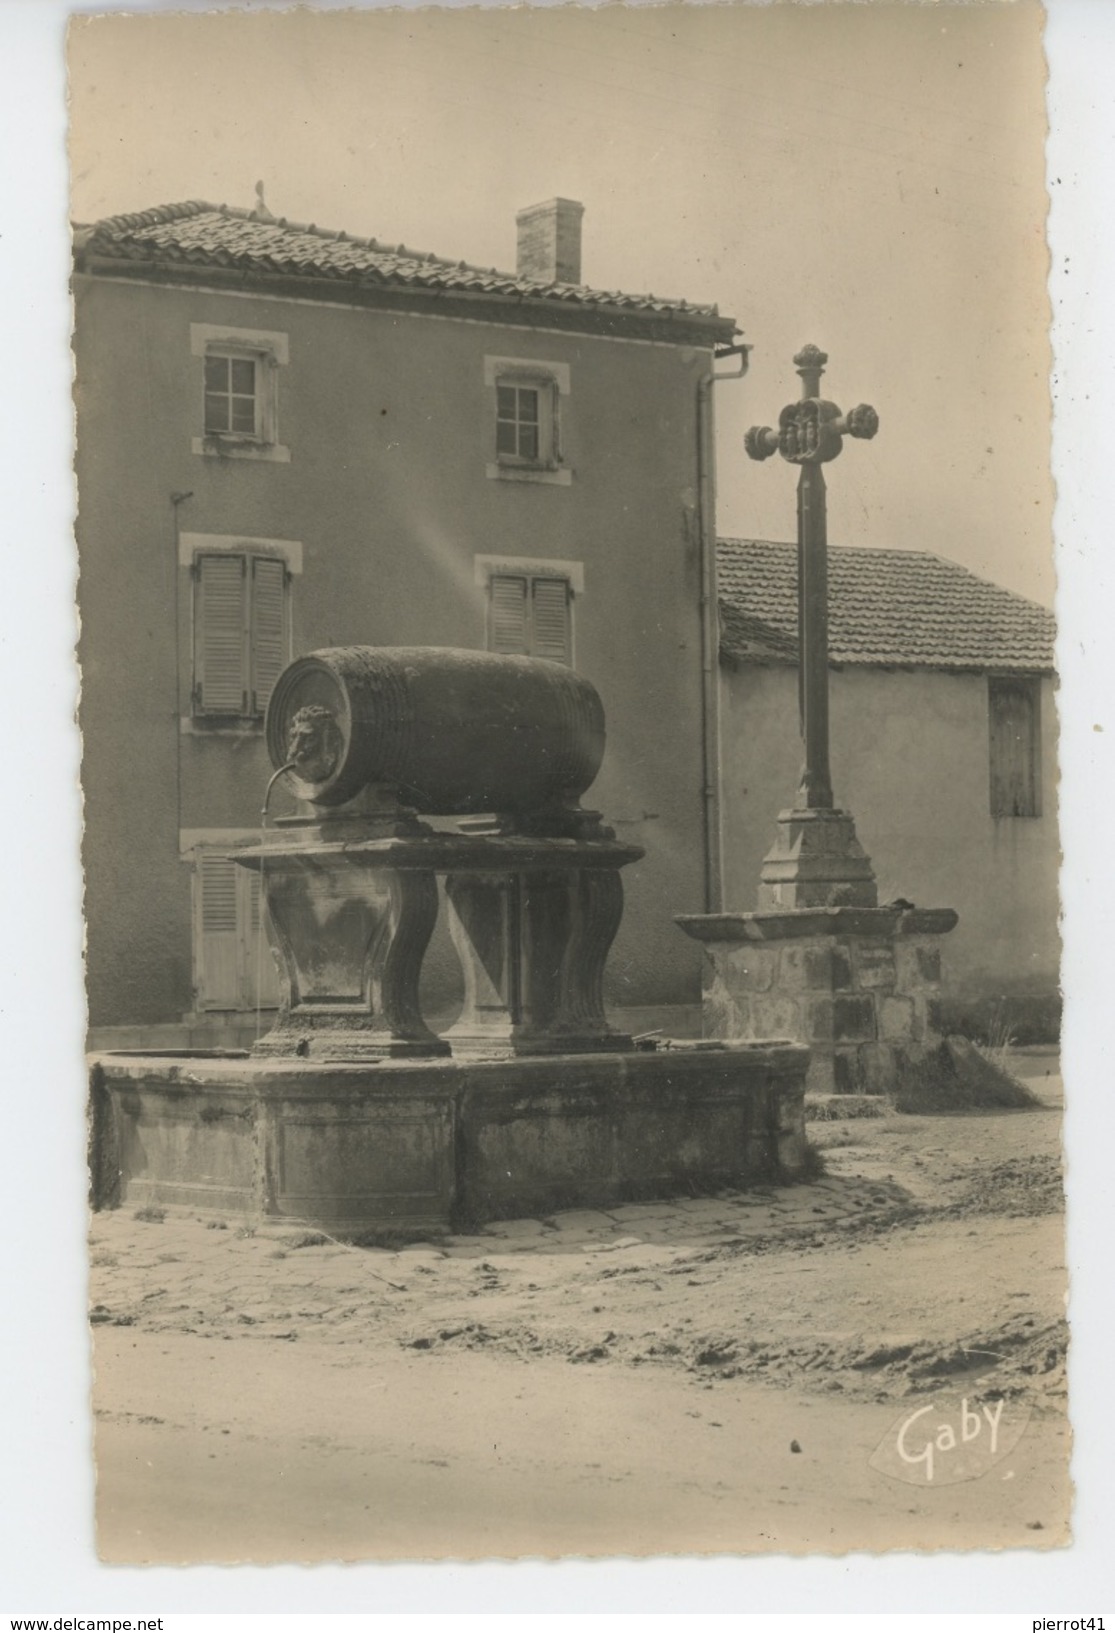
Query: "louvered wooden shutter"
489 574 529 654
989 678 1039 817
546 379 561 465
195 554 247 714
531 577 572 665
243 868 280 1008
196 854 241 1008
250 556 288 716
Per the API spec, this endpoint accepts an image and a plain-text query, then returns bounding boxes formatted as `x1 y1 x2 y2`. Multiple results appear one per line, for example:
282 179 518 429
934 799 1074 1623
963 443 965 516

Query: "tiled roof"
717 538 1055 673
74 200 737 343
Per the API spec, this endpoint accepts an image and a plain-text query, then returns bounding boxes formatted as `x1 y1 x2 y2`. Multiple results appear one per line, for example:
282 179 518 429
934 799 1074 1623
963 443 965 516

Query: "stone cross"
745 344 878 810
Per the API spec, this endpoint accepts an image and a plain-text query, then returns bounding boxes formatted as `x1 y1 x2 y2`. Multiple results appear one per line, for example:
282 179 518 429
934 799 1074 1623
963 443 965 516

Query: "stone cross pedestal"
677 906 958 1097
679 346 959 1097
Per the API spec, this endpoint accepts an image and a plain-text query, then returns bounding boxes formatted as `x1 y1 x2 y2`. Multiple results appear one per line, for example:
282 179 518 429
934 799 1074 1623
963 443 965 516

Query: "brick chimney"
515 198 584 285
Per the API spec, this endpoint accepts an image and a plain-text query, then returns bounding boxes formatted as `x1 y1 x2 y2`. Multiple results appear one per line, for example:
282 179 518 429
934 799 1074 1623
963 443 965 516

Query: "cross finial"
794 344 827 399
745 345 878 465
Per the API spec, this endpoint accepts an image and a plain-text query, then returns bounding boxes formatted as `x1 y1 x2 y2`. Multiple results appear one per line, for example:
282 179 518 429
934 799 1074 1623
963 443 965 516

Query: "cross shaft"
745 344 878 812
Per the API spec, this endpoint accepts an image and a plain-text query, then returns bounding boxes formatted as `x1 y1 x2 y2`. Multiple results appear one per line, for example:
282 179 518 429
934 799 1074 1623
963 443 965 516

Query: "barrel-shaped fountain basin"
266 646 606 814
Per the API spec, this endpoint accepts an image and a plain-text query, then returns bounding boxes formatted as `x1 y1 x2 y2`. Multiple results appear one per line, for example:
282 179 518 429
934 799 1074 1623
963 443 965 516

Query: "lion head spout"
286 704 343 783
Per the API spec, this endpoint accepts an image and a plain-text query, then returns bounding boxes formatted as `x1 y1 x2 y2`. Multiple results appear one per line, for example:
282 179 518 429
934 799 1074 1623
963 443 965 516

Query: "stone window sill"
192 436 291 464
180 717 265 738
486 461 572 486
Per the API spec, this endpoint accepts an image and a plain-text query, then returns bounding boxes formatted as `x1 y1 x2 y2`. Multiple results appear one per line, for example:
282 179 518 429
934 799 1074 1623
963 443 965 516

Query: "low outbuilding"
716 537 1058 1040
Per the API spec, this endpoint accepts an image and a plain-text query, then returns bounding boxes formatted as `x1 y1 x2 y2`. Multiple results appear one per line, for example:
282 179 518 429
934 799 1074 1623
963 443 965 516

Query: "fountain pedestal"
239 828 643 1062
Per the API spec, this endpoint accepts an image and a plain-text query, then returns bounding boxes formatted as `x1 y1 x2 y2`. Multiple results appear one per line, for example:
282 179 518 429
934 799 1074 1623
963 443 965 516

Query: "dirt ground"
89 1049 1069 1564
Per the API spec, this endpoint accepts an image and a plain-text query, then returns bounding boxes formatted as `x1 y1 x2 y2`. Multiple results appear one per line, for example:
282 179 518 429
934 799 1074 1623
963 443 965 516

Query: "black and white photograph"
12 0 1115 1604
67 0 1068 1566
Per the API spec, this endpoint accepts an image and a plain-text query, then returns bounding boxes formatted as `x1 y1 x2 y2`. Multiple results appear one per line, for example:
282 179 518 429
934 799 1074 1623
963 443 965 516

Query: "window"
989 675 1041 817
497 382 544 464
192 551 291 720
488 573 573 665
190 323 290 462
476 556 583 664
484 355 571 485
192 848 280 1012
204 352 260 437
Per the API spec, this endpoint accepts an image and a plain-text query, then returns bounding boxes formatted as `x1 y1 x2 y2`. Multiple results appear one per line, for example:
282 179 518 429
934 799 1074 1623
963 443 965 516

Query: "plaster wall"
719 664 1059 1007
75 275 713 1028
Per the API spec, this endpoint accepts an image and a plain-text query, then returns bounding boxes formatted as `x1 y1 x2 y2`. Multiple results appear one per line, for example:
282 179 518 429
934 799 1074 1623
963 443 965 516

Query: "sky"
67 1 1054 602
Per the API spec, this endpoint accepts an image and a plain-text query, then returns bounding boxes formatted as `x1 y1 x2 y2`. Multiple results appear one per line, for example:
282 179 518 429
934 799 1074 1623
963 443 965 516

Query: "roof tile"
78 200 736 337
717 538 1055 672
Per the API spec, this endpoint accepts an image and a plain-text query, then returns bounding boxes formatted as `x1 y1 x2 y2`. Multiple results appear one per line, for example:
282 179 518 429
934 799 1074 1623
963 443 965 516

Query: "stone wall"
680 907 956 1097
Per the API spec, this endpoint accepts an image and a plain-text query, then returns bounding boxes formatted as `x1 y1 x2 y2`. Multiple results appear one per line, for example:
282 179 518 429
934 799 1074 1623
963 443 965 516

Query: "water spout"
254 762 297 1041
262 760 298 823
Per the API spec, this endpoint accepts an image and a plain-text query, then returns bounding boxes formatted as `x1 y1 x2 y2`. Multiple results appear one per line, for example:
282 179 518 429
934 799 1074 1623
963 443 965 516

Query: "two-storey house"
73 196 742 1043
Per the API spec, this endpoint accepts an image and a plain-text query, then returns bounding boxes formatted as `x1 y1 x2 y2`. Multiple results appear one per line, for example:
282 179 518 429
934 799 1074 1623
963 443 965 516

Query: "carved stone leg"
515 866 632 1054
443 873 520 1057
444 865 632 1057
251 858 448 1060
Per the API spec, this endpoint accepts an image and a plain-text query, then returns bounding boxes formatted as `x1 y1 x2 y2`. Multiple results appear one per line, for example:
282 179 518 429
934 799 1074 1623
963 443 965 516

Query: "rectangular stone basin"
89 1044 809 1240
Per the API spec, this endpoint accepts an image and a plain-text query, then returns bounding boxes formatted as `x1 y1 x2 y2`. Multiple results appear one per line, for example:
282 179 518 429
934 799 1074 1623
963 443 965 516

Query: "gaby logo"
870 1395 1031 1486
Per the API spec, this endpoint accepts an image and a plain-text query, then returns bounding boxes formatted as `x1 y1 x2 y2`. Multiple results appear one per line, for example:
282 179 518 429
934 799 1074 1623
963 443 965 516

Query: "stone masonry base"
675 907 959 1097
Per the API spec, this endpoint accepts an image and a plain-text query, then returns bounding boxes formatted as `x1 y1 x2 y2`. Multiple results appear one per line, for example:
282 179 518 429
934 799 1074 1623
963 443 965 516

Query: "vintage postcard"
67 1 1068 1566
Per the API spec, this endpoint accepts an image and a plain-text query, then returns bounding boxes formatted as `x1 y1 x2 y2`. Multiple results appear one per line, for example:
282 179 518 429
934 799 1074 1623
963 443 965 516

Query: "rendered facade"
73 197 740 1041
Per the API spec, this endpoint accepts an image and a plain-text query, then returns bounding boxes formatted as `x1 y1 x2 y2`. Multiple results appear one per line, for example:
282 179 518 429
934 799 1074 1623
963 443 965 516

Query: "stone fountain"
90 647 809 1239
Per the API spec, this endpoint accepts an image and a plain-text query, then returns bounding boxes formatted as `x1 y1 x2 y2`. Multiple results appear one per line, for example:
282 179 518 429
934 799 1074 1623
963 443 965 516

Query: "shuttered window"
488 573 573 665
250 557 287 711
531 578 572 663
989 676 1041 818
193 552 291 718
197 854 240 1009
489 574 529 654
194 851 281 1011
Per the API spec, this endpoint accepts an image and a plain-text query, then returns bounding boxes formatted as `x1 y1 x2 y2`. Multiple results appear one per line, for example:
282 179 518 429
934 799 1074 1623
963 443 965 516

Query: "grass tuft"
779 1139 827 1184
806 1095 888 1123
891 1038 1042 1115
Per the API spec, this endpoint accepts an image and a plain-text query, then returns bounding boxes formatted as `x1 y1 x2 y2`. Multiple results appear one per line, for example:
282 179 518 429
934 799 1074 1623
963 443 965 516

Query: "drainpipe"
170 490 193 839
697 342 750 913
